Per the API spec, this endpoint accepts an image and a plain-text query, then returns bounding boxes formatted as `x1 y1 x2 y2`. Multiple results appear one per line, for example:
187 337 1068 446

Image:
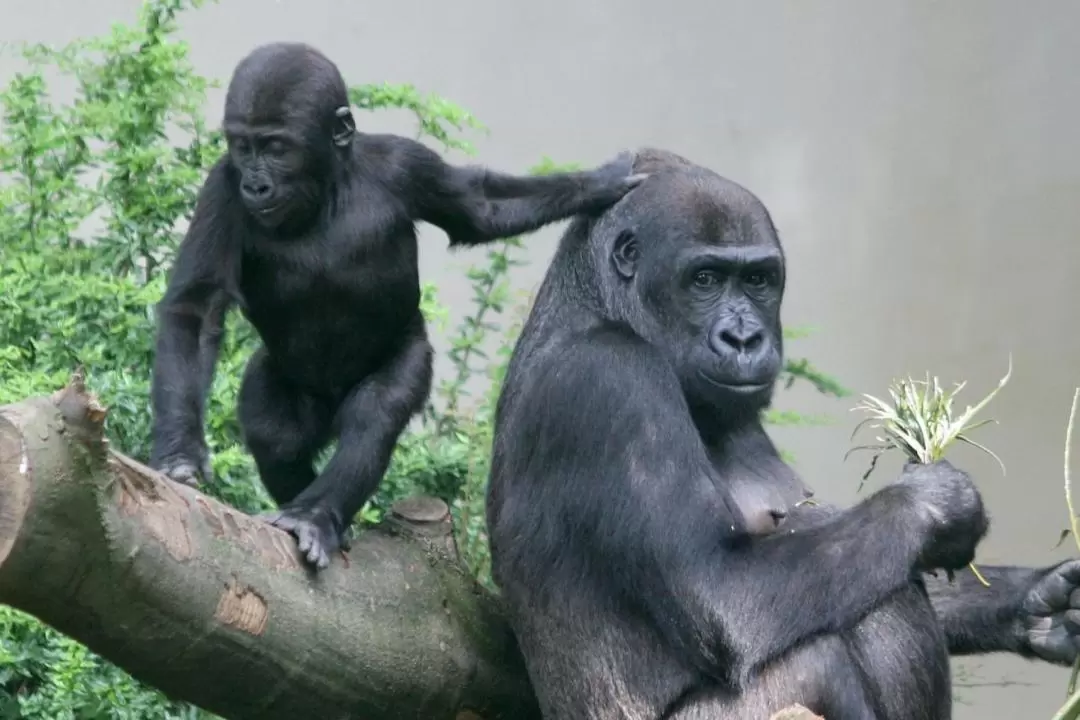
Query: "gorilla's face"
606 170 785 418
224 126 314 229
222 44 343 231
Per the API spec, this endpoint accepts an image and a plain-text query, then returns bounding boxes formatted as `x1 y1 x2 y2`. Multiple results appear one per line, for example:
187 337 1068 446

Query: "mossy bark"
0 372 539 720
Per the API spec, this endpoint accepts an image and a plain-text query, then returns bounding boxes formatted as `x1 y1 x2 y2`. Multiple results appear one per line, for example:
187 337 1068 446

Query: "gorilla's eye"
745 271 772 289
265 138 287 156
693 270 719 288
232 137 251 154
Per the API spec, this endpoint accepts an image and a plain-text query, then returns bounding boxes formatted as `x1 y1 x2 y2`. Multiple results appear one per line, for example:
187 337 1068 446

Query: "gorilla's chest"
239 207 420 331
236 201 422 376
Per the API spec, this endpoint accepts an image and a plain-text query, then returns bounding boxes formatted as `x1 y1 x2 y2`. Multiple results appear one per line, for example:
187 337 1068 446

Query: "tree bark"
0 373 822 720
0 372 540 720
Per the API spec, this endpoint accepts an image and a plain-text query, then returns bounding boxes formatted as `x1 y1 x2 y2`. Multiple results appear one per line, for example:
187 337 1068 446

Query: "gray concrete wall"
3 0 1079 716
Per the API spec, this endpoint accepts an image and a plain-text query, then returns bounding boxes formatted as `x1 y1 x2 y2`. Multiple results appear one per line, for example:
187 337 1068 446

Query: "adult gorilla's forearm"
924 564 1037 655
927 560 1080 666
791 501 1037 656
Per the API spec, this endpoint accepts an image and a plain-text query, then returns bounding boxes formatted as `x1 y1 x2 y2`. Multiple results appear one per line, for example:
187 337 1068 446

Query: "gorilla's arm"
392 137 642 246
149 159 236 485
495 328 940 686
925 561 1080 664
788 491 1080 663
924 565 1036 655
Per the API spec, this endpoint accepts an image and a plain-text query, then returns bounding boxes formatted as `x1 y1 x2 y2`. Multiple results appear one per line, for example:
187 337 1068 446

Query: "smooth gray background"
2 1 1078 717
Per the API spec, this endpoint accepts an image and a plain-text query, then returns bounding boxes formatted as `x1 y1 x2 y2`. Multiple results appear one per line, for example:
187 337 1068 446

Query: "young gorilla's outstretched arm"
149 159 236 487
497 328 988 686
394 138 646 246
925 560 1080 664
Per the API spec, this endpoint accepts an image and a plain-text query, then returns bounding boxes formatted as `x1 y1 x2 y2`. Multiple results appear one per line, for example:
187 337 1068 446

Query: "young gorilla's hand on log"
156 451 213 489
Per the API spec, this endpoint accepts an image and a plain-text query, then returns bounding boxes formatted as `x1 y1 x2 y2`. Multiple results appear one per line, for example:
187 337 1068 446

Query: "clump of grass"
846 357 1013 587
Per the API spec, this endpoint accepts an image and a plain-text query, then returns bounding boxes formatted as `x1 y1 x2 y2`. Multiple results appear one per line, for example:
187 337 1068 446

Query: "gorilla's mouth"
249 203 287 225
716 382 770 395
698 371 772 395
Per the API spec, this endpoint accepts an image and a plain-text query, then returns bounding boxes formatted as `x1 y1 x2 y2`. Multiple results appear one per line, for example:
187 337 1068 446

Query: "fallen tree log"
0 372 540 720
0 373 823 720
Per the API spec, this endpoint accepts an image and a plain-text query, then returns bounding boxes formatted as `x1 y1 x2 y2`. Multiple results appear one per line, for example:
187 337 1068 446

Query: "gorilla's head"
581 149 787 421
222 42 354 230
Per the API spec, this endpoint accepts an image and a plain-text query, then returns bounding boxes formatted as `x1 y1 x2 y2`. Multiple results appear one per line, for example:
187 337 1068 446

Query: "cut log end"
0 413 31 567
391 495 450 524
387 495 459 559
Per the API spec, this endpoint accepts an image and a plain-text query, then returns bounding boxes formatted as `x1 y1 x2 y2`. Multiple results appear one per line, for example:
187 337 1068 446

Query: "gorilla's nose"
714 324 765 356
242 178 273 203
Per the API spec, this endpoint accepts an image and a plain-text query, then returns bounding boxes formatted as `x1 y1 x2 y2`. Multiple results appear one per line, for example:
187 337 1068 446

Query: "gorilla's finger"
1064 608 1080 635
1055 558 1080 586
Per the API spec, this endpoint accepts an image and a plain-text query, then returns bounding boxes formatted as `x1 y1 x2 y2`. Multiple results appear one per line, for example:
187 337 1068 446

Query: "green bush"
0 0 846 716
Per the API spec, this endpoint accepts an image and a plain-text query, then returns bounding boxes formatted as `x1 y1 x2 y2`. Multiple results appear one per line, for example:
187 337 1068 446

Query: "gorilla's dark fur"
487 148 1080 719
149 41 644 569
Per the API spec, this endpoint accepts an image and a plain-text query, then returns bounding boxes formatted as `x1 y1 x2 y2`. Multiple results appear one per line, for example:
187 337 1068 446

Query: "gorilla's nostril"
720 329 764 352
243 180 273 199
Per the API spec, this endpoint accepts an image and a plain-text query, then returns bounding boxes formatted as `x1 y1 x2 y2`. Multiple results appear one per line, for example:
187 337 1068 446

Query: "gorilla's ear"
611 229 638 280
332 106 356 148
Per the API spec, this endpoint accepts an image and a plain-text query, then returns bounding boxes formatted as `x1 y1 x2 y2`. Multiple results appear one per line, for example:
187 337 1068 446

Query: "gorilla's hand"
582 151 649 210
1016 559 1080 665
155 447 213 488
897 460 988 573
261 504 348 570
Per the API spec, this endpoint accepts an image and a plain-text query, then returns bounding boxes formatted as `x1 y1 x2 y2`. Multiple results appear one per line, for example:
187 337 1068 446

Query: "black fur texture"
148 41 645 569
486 148 1080 719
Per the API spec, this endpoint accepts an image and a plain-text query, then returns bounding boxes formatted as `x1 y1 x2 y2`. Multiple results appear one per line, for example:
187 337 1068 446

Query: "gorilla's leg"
238 347 335 506
262 324 434 568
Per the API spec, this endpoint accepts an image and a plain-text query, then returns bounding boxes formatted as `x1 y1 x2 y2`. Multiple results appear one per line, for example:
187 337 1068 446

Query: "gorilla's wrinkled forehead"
622 148 780 250
225 42 347 127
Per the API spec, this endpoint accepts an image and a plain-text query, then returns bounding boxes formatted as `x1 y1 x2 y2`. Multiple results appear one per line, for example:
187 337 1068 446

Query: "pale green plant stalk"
847 357 1013 587
1052 387 1080 720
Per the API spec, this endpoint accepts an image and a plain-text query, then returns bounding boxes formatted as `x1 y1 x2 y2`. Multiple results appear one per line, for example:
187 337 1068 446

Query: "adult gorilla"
486 148 1080 719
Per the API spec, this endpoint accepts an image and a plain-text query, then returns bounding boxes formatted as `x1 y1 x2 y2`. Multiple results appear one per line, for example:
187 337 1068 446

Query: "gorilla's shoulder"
354 132 418 160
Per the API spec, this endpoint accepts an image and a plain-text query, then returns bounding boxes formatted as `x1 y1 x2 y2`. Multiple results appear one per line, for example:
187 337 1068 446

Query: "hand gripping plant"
847 358 1013 586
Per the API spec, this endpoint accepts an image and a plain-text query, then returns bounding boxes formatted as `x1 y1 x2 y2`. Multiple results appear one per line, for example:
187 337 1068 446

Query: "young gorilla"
487 148 1080 719
149 42 645 570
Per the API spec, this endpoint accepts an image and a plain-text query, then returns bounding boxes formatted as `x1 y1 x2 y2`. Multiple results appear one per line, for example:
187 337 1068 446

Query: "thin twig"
1064 387 1079 557
1063 387 1080 700
1051 687 1080 720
